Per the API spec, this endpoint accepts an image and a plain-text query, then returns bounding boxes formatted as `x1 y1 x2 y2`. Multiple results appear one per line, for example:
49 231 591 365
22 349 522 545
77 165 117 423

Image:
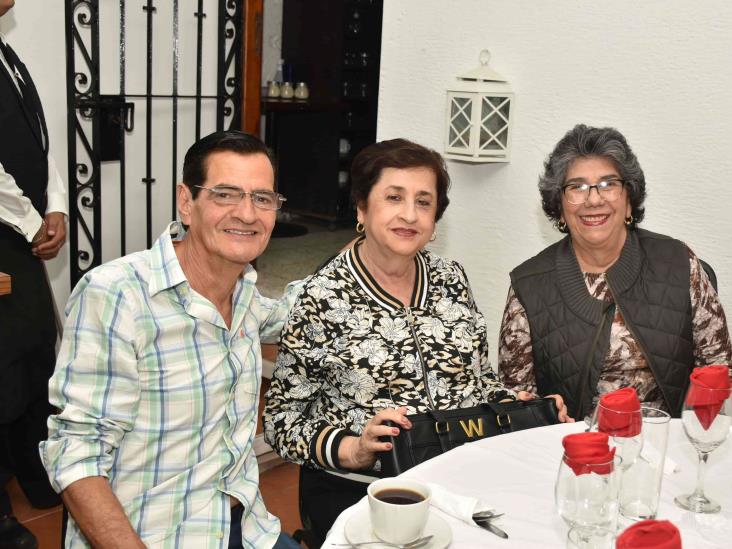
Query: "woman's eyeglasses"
562 178 625 205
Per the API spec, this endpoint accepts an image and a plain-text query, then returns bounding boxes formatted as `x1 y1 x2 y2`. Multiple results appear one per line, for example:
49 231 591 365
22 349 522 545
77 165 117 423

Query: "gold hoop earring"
624 215 634 226
429 231 437 242
556 219 567 232
356 222 365 234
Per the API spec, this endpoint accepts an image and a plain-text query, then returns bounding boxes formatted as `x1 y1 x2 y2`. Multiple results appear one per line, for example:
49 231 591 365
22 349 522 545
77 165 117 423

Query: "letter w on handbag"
459 418 485 438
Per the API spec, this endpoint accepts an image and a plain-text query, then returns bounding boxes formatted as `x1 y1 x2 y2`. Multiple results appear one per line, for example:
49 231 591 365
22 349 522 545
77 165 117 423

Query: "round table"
322 420 732 548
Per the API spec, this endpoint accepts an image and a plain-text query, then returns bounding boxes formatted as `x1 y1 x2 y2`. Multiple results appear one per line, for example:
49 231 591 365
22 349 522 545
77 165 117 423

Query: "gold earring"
624 215 634 226
429 231 437 242
356 222 365 234
556 219 567 232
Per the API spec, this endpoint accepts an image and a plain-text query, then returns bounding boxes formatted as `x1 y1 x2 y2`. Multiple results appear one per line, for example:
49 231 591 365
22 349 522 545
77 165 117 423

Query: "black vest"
510 229 693 419
0 40 56 422
0 39 49 224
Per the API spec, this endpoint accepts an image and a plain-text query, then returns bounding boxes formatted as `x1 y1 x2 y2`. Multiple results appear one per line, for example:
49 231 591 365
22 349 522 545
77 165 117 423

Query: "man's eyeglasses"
194 185 287 211
562 178 625 205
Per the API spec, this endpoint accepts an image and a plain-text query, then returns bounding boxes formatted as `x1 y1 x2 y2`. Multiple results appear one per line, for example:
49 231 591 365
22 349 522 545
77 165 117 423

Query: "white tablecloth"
322 420 732 548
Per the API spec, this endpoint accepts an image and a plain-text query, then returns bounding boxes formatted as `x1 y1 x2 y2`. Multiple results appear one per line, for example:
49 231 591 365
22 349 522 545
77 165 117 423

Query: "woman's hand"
338 407 412 470
516 391 574 423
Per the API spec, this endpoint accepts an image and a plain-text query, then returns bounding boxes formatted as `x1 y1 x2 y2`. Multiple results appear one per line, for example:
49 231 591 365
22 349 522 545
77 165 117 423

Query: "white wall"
379 0 732 365
1 2 70 309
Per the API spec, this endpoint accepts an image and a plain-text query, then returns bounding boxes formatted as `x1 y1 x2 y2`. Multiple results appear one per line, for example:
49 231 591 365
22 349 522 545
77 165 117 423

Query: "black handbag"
378 398 559 477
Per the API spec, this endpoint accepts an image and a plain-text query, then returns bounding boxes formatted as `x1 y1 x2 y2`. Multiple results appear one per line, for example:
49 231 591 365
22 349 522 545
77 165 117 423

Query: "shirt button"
215 531 224 539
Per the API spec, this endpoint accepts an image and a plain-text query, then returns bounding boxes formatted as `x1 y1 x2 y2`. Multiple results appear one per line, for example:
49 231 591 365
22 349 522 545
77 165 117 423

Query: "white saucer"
344 507 452 548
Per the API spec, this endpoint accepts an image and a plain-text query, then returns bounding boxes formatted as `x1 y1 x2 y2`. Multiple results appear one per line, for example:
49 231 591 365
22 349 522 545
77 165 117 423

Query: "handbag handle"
425 409 453 453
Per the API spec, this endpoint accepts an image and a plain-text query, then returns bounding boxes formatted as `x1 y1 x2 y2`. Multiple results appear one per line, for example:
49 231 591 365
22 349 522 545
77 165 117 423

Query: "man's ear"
177 183 194 225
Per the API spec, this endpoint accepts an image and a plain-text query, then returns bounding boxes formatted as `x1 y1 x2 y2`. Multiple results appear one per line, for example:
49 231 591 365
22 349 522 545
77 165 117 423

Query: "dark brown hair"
182 130 273 199
539 124 646 232
350 138 451 221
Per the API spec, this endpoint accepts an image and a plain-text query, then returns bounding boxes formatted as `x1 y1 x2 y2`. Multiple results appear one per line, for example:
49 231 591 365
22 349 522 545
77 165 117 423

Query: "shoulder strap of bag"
426 409 453 453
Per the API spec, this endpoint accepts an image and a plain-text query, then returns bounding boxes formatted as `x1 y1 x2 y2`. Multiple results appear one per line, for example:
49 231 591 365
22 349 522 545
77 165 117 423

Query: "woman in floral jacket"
264 139 569 540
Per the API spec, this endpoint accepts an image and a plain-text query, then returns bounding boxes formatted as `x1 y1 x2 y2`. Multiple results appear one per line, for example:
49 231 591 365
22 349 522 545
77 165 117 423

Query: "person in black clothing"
0 1 67 547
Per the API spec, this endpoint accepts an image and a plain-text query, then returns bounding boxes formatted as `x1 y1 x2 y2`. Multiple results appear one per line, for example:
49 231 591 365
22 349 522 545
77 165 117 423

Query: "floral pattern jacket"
264 240 514 472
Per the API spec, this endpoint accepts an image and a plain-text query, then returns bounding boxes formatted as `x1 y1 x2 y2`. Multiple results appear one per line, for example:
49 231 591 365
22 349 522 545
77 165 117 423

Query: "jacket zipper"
605 280 672 412
405 307 436 409
577 310 608 419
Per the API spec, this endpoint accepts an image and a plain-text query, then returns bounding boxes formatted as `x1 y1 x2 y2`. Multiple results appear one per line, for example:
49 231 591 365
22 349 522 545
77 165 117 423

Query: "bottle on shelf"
280 82 294 99
274 59 284 84
294 82 309 100
266 80 280 98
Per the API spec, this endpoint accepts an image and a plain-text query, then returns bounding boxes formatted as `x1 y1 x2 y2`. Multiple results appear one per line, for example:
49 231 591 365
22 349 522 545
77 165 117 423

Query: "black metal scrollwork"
66 0 245 286
66 0 101 283
217 0 242 130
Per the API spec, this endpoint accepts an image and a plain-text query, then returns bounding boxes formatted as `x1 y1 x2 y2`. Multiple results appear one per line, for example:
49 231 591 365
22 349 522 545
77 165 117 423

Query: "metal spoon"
472 510 505 520
332 534 433 548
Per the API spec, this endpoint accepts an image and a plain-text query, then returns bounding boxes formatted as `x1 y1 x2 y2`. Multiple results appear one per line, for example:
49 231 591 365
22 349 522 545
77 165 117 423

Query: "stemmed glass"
555 454 621 548
674 383 732 513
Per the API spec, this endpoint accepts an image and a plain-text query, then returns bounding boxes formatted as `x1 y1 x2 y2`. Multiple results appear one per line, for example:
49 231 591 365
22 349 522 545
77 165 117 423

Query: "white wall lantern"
445 50 514 163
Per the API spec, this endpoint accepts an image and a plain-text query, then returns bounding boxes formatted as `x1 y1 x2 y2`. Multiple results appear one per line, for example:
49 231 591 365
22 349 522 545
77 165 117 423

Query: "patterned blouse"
264 240 514 472
498 247 732 412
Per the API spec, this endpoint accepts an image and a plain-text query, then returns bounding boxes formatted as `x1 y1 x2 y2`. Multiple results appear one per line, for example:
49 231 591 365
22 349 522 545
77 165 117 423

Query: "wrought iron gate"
65 0 244 286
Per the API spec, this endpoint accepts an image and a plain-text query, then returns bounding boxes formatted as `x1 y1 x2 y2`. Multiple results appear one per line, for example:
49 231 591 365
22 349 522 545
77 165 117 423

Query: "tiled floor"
7 477 63 549
256 217 355 298
259 462 303 538
11 463 303 548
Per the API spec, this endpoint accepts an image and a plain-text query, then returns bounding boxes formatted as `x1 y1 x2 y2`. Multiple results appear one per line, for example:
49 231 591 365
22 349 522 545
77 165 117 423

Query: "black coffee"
374 488 425 505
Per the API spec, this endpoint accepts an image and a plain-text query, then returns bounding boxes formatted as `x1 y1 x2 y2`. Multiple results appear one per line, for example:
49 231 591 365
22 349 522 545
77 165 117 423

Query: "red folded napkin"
616 519 682 549
597 387 642 437
562 432 615 476
685 365 732 430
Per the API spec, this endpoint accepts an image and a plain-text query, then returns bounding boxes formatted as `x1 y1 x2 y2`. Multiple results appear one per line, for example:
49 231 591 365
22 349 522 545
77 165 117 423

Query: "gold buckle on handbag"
496 414 511 427
434 420 450 434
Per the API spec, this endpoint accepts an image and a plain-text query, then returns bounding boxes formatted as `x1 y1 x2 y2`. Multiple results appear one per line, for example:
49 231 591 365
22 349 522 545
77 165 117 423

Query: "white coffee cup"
367 478 431 544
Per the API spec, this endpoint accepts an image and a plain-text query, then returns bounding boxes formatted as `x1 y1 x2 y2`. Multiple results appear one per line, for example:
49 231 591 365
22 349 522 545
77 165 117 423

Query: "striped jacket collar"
344 237 429 311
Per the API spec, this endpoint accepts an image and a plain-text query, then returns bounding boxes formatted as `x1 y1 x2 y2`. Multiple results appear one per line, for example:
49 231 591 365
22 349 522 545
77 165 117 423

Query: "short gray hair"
539 124 646 233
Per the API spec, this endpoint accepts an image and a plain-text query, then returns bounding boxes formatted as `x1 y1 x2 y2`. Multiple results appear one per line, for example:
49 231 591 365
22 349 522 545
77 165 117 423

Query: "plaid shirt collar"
148 221 257 298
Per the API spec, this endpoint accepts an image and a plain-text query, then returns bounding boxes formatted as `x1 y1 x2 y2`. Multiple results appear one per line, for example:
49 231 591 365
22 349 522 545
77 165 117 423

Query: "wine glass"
674 383 732 513
555 454 621 548
588 402 643 471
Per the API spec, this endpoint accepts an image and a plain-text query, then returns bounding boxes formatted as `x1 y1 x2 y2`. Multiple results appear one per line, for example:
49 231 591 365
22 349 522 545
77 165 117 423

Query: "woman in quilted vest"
264 138 569 542
498 124 731 421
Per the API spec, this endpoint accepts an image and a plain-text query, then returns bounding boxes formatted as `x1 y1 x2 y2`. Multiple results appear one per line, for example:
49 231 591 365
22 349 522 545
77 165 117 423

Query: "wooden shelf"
260 98 343 113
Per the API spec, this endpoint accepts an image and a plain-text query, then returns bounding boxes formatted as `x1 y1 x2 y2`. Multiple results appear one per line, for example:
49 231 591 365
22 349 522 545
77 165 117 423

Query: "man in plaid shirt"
40 131 303 549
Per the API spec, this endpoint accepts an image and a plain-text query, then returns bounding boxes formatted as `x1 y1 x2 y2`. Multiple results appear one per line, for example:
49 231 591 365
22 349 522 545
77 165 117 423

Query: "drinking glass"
617 407 670 521
555 454 621 548
674 383 732 513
